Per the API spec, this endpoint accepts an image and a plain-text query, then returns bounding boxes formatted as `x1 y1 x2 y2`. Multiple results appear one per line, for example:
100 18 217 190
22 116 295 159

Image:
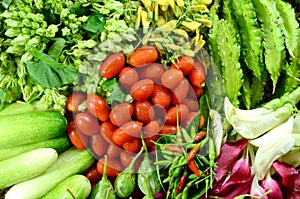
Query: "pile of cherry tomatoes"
65 46 206 185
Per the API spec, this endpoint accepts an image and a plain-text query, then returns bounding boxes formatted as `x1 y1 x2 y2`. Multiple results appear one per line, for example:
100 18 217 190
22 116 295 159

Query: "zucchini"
0 111 67 148
0 101 49 117
41 175 91 199
5 147 95 199
0 136 71 161
0 148 58 189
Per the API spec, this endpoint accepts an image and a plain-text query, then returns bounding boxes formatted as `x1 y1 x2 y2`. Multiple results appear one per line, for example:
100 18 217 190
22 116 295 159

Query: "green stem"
289 86 300 105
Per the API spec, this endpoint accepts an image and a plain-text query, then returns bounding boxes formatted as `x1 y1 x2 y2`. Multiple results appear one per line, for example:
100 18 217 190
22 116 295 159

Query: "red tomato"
128 46 158 67
188 61 206 87
109 102 133 126
165 104 189 125
171 56 194 75
106 144 122 158
130 79 154 102
112 121 143 145
143 120 160 147
159 125 177 135
133 101 155 124
120 151 141 171
97 158 123 177
100 53 125 79
118 67 139 90
122 138 141 153
189 86 204 98
171 78 190 104
151 84 171 108
137 63 165 83
151 104 167 122
161 68 184 89
100 121 117 144
67 121 88 149
85 165 102 184
66 92 86 112
75 112 99 136
181 112 199 128
183 97 199 112
86 94 109 122
91 134 108 156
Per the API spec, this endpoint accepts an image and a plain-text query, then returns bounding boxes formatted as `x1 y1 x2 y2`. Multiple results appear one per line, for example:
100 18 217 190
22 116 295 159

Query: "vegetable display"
0 0 299 199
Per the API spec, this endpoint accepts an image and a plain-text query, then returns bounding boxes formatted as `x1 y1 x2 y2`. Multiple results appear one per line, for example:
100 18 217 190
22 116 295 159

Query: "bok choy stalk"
224 87 300 139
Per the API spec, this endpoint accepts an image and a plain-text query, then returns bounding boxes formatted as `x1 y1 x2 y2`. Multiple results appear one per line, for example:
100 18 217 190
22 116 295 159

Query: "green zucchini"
5 147 95 199
41 175 91 199
0 101 49 117
0 136 71 161
0 148 58 189
0 111 67 148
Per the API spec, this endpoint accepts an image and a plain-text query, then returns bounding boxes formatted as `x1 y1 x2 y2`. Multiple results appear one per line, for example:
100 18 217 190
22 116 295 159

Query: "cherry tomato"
151 84 171 108
97 157 123 177
128 46 158 67
66 92 86 112
91 134 108 157
106 144 122 158
159 125 177 135
100 121 117 145
120 151 141 171
118 67 139 90
133 101 155 124
137 63 165 83
189 86 204 98
130 79 154 102
151 104 167 122
85 165 102 184
109 102 133 126
165 104 189 125
67 121 88 149
181 112 199 128
171 56 194 75
86 93 109 122
75 112 99 136
112 121 143 145
171 78 190 104
143 120 160 147
122 138 141 153
161 68 184 89
183 97 199 112
100 53 125 79
188 61 206 87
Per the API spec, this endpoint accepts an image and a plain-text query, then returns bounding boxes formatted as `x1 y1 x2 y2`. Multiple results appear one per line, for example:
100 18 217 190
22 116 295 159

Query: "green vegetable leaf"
26 51 78 88
101 78 126 104
48 38 66 61
1 0 12 9
83 12 105 33
0 88 6 110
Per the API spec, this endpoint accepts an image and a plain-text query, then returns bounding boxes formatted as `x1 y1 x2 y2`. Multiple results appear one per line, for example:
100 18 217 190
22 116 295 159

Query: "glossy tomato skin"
133 101 155 124
112 121 143 145
183 97 199 112
128 46 158 67
106 144 122 158
109 102 133 126
171 78 190 104
118 67 139 90
137 63 165 83
75 112 99 136
100 53 125 79
122 138 141 153
100 121 117 145
120 151 141 171
86 93 109 122
188 61 206 87
159 125 177 135
161 68 184 89
130 79 154 102
97 157 123 177
85 165 102 184
90 134 108 157
67 121 88 149
66 92 86 112
171 56 194 75
142 120 161 146
165 104 189 125
151 84 171 108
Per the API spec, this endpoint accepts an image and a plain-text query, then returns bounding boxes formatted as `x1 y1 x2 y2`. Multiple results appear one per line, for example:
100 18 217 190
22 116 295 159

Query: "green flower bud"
5 28 22 37
35 28 45 36
4 19 22 28
33 0 44 10
76 40 97 49
11 34 30 46
0 10 15 18
45 24 58 37
22 27 31 35
6 46 24 55
61 27 71 36
31 22 40 29
60 8 69 18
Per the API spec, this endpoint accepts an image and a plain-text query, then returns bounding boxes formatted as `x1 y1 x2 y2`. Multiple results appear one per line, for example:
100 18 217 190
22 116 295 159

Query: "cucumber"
0 101 49 117
41 175 91 199
0 136 71 161
0 111 67 148
0 148 58 189
5 147 95 199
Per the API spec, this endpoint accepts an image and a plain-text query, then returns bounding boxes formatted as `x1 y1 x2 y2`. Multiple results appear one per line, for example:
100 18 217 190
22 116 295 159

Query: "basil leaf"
84 12 106 33
48 38 66 61
26 51 78 88
101 78 126 103
0 88 6 110
1 0 12 9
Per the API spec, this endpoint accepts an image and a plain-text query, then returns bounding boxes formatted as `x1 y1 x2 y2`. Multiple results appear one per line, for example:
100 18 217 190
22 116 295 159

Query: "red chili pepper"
165 144 183 154
188 160 201 177
186 142 201 162
176 171 187 194
193 131 207 142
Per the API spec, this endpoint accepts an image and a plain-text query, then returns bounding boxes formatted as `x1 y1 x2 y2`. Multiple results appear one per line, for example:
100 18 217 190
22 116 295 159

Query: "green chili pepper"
181 186 189 199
